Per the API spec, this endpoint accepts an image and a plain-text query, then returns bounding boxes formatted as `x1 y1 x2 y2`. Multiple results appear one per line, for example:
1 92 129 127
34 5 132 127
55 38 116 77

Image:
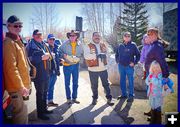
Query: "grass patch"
163 74 178 113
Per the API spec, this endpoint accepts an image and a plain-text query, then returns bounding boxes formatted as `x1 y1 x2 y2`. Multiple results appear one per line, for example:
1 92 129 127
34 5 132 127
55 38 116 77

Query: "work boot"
38 114 50 120
155 111 162 124
117 95 127 100
150 109 156 124
127 97 134 102
144 109 152 116
44 110 53 114
67 99 72 105
47 102 58 107
72 99 80 104
92 99 97 105
107 99 114 106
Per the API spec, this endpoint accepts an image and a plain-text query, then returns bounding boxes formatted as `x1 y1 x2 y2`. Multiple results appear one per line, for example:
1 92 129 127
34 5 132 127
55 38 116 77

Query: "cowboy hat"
67 30 80 39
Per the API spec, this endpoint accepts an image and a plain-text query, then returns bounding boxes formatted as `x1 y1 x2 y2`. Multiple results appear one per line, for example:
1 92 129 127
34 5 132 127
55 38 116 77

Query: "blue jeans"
48 72 57 102
63 63 79 100
118 64 134 97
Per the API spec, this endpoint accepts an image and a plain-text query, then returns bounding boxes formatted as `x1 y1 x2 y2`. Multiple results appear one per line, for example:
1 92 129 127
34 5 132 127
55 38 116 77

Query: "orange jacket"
3 33 31 93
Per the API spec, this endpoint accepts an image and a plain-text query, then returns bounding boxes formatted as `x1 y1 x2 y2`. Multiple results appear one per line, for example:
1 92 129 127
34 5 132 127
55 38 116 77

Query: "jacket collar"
6 32 20 41
67 40 81 46
123 41 131 45
91 41 104 46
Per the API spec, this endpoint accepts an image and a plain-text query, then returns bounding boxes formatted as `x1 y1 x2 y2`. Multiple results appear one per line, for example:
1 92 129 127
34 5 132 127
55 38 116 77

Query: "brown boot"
150 109 156 124
144 109 151 116
155 111 162 124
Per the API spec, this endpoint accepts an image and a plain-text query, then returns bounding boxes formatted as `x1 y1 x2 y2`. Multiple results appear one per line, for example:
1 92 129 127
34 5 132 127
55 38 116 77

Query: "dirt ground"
79 60 178 124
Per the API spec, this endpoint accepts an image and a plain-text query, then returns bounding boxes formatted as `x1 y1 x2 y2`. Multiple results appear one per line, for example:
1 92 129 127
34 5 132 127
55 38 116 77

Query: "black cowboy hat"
67 30 80 39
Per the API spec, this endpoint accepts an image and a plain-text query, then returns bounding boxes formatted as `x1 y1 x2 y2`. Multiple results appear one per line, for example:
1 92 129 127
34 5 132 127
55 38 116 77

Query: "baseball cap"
33 29 42 35
47 34 55 39
7 15 22 24
123 32 131 36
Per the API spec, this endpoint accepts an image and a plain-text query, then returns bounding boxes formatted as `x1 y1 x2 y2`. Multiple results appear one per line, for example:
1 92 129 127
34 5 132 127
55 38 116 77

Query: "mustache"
95 38 100 40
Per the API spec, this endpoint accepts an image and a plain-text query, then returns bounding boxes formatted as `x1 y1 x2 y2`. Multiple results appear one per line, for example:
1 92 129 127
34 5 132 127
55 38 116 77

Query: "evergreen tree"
117 3 148 45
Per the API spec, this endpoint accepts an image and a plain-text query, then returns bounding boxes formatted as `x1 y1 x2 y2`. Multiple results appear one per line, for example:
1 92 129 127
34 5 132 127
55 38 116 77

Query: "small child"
145 61 173 124
140 34 151 79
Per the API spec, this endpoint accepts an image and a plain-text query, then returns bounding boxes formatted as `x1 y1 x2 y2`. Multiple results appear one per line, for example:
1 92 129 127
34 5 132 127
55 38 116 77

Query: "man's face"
33 34 43 42
8 23 22 35
92 33 101 44
48 38 55 46
123 34 131 43
69 34 77 42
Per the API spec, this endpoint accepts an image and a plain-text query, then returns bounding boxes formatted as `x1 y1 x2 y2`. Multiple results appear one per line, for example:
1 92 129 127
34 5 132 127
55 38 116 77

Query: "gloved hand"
56 71 60 76
59 59 64 66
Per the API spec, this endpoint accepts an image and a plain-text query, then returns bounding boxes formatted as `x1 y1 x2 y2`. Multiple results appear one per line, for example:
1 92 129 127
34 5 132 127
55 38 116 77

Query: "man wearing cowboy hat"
59 30 83 104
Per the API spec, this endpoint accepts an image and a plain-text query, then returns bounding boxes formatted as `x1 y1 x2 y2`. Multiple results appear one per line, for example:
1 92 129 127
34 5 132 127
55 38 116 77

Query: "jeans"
89 70 112 100
118 64 134 97
34 80 49 115
48 72 57 102
63 63 79 100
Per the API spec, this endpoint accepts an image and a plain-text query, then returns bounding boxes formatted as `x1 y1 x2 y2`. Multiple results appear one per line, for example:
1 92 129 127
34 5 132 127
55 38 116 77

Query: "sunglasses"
70 35 77 37
124 35 131 38
49 38 55 41
13 25 23 28
35 34 42 38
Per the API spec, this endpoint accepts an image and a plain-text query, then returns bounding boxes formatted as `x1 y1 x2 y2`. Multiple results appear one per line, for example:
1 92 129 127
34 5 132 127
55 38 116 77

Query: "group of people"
3 15 173 124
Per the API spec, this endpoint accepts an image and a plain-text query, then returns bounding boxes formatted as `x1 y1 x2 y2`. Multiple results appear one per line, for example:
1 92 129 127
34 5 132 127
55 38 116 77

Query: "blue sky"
3 3 83 36
3 3 177 37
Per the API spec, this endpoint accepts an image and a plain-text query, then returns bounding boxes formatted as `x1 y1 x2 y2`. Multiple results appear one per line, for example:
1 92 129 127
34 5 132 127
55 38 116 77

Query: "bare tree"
30 3 60 37
110 3 114 34
102 3 105 36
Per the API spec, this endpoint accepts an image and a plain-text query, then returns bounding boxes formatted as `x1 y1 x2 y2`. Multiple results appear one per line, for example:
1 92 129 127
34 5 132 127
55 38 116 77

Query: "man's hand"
129 62 134 67
20 87 29 97
42 53 50 60
63 54 67 59
56 71 60 76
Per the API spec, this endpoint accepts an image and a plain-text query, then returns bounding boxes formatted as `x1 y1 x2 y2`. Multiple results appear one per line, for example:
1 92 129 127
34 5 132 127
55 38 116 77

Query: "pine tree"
118 3 148 45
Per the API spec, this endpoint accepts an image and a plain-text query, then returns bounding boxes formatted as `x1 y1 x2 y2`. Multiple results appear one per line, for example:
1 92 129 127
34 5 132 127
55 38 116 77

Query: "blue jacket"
48 44 60 75
145 40 169 78
26 39 50 83
115 41 140 66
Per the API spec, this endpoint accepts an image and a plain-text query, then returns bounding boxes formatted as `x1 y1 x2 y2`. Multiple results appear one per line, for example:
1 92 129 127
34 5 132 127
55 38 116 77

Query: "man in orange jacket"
3 15 31 124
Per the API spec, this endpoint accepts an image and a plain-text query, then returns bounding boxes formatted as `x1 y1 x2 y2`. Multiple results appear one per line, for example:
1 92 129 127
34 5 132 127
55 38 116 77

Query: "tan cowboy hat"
67 30 80 39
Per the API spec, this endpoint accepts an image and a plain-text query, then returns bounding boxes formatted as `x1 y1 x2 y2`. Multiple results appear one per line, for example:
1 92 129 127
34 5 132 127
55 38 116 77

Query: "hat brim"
67 32 80 39
48 37 55 39
35 32 42 35
13 21 23 24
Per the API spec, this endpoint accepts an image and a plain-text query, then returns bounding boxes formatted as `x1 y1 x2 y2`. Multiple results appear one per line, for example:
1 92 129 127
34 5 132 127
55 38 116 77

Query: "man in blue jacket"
115 32 140 102
26 29 53 120
46 34 60 106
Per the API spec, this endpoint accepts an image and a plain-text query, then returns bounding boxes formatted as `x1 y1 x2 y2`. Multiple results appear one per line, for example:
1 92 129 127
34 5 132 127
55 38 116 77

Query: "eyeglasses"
13 25 23 28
